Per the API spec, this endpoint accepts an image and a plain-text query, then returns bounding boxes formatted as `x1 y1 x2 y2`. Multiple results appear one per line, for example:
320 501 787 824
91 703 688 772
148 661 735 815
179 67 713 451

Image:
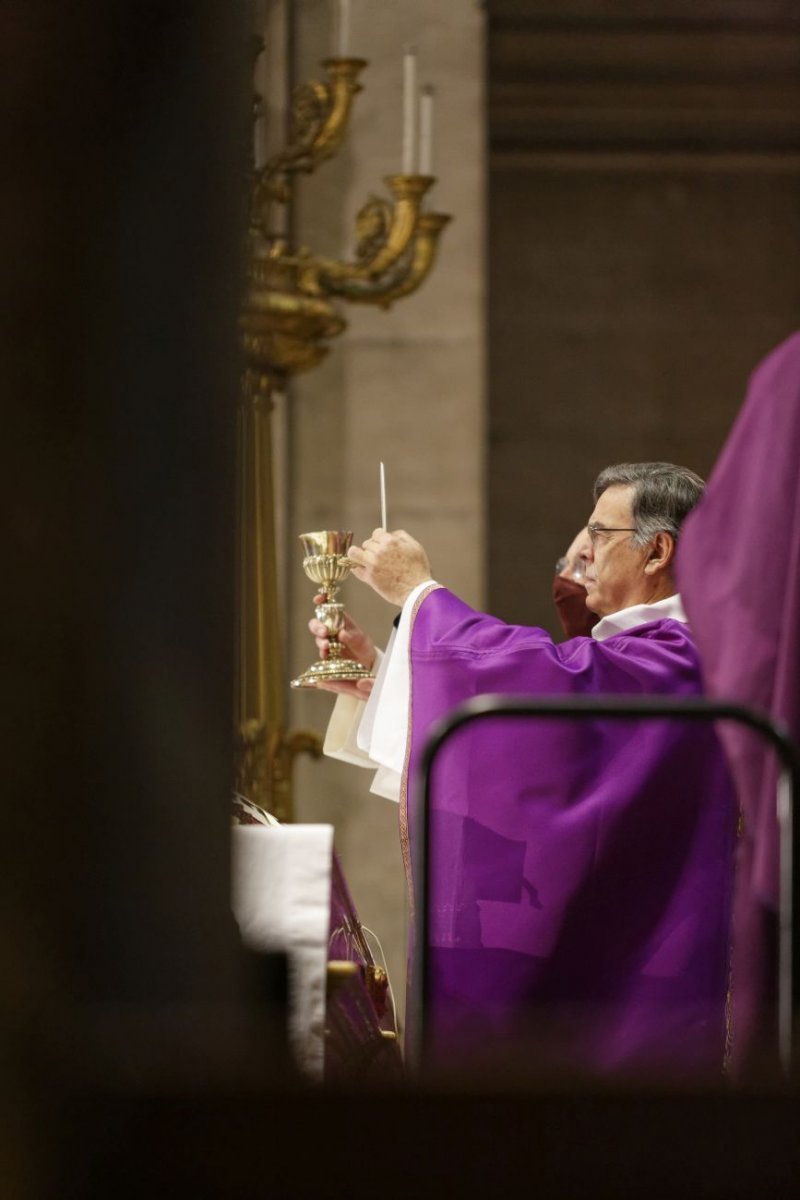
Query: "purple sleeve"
410 586 702 699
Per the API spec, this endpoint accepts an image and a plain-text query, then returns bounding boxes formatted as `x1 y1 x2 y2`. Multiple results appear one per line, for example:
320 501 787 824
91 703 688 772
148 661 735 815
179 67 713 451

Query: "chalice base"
290 657 375 689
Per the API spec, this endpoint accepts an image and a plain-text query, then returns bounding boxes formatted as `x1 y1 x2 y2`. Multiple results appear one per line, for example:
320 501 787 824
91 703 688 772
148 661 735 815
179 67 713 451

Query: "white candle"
380 462 387 530
336 0 350 58
419 85 435 176
402 45 418 175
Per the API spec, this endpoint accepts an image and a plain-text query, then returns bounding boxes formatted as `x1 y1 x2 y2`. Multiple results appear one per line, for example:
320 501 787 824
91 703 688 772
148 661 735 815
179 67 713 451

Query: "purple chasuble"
677 330 800 1074
404 587 736 1078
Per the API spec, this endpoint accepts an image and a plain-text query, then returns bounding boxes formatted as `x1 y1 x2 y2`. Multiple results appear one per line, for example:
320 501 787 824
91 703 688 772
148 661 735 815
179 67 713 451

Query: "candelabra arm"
270 729 324 822
252 58 367 223
299 175 434 294
331 211 452 308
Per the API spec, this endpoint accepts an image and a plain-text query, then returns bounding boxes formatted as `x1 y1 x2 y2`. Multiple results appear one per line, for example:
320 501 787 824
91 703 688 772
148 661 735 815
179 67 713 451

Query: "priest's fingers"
338 626 376 670
308 616 330 651
308 612 375 668
309 631 358 663
348 555 378 587
350 544 380 564
347 528 433 606
312 603 360 637
308 628 331 659
309 616 341 661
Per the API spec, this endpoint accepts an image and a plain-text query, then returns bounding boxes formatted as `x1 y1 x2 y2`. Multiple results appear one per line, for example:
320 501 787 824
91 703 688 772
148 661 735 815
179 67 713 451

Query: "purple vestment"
677 331 800 1073
403 588 736 1077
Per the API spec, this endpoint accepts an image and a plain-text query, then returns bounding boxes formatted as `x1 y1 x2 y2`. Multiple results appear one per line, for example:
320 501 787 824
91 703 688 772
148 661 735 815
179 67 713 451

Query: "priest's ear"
643 530 676 576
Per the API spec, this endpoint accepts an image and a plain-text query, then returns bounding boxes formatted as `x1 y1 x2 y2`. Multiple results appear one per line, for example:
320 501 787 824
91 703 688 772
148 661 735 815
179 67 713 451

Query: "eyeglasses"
586 522 638 546
555 555 587 581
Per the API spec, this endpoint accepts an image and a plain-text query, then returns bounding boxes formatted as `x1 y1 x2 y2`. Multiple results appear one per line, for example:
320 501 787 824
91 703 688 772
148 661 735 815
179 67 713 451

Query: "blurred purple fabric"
677 330 800 1072
405 588 736 1078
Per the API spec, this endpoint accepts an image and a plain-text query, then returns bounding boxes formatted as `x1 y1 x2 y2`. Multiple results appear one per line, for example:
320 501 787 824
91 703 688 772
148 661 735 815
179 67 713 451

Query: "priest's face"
584 484 651 616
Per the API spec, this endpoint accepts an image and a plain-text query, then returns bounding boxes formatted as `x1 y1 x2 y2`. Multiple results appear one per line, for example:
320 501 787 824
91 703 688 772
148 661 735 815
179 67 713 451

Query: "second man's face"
583 485 651 617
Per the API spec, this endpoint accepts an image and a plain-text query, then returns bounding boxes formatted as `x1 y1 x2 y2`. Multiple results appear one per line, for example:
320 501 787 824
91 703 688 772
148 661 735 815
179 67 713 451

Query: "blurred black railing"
412 695 800 1078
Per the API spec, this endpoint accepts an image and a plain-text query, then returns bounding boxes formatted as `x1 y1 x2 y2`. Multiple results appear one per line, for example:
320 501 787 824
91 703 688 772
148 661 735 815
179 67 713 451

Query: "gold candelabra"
242 55 451 380
235 40 451 820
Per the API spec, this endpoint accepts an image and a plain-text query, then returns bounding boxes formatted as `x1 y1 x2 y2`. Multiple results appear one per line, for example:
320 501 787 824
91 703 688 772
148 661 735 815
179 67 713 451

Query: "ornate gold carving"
234 718 322 825
244 55 451 387
297 175 447 302
314 208 452 309
240 238 346 382
355 196 393 263
252 58 367 224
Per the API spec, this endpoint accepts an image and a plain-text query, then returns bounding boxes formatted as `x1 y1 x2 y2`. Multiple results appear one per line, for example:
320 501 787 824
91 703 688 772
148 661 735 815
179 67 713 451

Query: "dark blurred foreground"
59 1085 800 1199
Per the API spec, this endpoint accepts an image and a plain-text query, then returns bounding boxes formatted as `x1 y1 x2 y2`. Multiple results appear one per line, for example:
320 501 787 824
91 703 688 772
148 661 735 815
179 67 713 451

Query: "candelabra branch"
322 210 452 309
298 175 436 297
377 211 452 304
252 57 367 228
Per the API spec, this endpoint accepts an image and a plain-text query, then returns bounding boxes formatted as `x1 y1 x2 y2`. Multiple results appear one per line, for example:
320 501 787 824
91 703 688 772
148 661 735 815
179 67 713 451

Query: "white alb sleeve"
322 647 384 768
357 580 438 778
322 581 437 804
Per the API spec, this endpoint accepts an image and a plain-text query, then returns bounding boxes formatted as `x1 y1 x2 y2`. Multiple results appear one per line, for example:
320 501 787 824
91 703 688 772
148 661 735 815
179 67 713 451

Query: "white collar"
591 594 688 642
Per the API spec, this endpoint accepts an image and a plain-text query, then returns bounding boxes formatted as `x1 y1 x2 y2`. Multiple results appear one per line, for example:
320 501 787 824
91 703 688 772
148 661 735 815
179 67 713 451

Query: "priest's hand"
308 595 375 697
347 529 432 606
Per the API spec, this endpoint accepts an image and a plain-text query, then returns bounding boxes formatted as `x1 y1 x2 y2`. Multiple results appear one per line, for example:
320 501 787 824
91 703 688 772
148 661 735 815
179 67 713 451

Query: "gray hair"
593 462 704 546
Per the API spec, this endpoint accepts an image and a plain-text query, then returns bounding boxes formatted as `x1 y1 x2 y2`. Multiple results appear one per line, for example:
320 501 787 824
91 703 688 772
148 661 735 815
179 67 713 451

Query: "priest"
315 463 737 1077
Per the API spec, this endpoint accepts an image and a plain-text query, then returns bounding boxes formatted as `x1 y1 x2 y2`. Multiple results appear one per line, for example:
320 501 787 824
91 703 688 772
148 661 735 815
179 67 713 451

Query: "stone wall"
487 1 800 633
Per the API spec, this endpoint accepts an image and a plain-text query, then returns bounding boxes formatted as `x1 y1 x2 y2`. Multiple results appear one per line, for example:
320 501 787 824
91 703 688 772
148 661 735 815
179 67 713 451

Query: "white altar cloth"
232 824 334 1080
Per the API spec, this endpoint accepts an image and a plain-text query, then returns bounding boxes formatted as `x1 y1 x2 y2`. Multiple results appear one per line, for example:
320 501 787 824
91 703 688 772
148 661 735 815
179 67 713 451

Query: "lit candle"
336 0 350 58
419 85 435 176
402 45 418 175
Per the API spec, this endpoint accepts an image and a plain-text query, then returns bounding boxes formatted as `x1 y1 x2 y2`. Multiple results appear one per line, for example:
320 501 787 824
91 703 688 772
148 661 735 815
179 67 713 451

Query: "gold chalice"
290 531 375 689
